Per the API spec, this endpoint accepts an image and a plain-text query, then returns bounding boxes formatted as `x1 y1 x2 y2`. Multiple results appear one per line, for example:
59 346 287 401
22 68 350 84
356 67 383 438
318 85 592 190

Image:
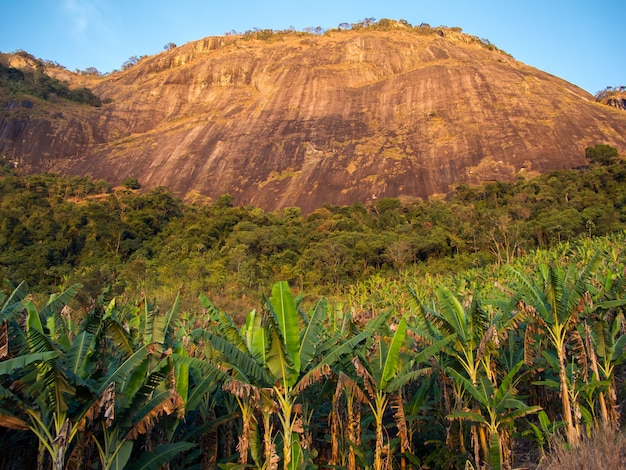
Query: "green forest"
0 51 103 107
0 147 625 469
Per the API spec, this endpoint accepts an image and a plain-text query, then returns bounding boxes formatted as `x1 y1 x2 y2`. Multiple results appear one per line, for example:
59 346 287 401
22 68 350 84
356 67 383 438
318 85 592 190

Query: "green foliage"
0 61 102 106
1 161 626 312
122 177 140 190
585 144 620 166
0 241 624 468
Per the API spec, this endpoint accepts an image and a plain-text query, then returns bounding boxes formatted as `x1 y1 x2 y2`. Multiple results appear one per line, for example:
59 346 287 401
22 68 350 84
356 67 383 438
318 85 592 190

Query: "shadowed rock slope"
2 25 626 212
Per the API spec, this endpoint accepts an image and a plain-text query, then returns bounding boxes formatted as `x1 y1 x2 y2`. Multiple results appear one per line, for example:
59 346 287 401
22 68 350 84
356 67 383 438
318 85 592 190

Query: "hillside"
2 22 626 212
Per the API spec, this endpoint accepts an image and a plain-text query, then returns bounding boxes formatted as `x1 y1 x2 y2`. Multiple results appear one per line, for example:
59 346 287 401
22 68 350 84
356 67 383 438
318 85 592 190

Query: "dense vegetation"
0 147 625 469
0 149 624 312
0 52 102 106
0 234 624 469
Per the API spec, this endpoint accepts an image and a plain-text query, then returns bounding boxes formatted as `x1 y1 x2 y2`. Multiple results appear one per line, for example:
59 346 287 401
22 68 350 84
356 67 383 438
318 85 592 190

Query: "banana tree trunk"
488 430 502 470
262 411 276 470
237 402 252 465
586 324 610 426
558 347 577 444
330 394 340 467
373 392 388 470
471 425 481 469
375 419 384 470
341 391 359 470
588 347 609 426
349 403 360 470
282 417 292 469
608 379 620 425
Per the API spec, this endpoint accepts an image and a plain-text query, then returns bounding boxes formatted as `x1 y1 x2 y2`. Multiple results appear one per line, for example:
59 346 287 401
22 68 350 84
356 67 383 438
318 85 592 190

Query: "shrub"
123 177 140 190
539 427 626 469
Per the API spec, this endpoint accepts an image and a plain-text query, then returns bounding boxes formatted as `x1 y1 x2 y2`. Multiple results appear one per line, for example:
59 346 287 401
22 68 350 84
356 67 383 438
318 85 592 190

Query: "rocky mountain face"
598 89 626 111
2 24 626 212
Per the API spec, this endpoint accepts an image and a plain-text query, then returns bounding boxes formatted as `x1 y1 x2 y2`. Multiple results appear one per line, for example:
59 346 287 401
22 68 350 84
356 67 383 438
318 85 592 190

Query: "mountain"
2 22 626 213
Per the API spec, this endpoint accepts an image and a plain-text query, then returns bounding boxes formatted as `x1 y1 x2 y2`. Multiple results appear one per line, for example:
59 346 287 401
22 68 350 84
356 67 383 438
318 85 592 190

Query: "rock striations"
2 25 626 212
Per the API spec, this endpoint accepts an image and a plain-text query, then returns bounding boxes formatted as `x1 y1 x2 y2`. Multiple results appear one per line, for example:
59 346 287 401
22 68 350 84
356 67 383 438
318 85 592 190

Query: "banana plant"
91 356 199 470
239 282 327 469
200 293 275 467
286 289 405 469
448 361 541 470
205 282 387 469
88 290 200 470
580 314 626 426
511 258 600 445
338 315 454 470
408 284 524 466
0 283 97 470
581 267 626 426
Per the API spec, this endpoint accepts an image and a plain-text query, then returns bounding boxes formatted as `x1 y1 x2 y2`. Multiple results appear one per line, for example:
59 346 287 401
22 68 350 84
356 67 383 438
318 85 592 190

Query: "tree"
122 177 140 190
585 144 619 166
122 56 139 71
2 287 202 470
385 239 413 272
68 87 102 106
207 282 395 469
579 267 626 427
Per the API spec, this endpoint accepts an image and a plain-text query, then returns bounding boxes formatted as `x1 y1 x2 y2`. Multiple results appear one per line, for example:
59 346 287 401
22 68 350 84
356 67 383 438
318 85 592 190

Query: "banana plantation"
1 234 625 469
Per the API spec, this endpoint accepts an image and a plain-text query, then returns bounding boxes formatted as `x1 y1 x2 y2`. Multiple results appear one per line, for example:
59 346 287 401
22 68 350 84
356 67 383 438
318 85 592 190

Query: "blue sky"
1 0 623 94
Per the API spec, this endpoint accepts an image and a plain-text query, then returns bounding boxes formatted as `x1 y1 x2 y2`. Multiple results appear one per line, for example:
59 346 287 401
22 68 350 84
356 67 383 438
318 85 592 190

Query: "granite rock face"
2 28 626 212
603 97 626 111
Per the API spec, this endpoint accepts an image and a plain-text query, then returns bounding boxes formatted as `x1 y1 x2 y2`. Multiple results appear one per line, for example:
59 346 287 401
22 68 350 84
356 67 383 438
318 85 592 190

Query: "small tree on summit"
122 56 139 70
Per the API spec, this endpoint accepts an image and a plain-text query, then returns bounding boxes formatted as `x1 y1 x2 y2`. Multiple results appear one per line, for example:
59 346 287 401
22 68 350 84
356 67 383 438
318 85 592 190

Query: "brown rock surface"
2 27 626 212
